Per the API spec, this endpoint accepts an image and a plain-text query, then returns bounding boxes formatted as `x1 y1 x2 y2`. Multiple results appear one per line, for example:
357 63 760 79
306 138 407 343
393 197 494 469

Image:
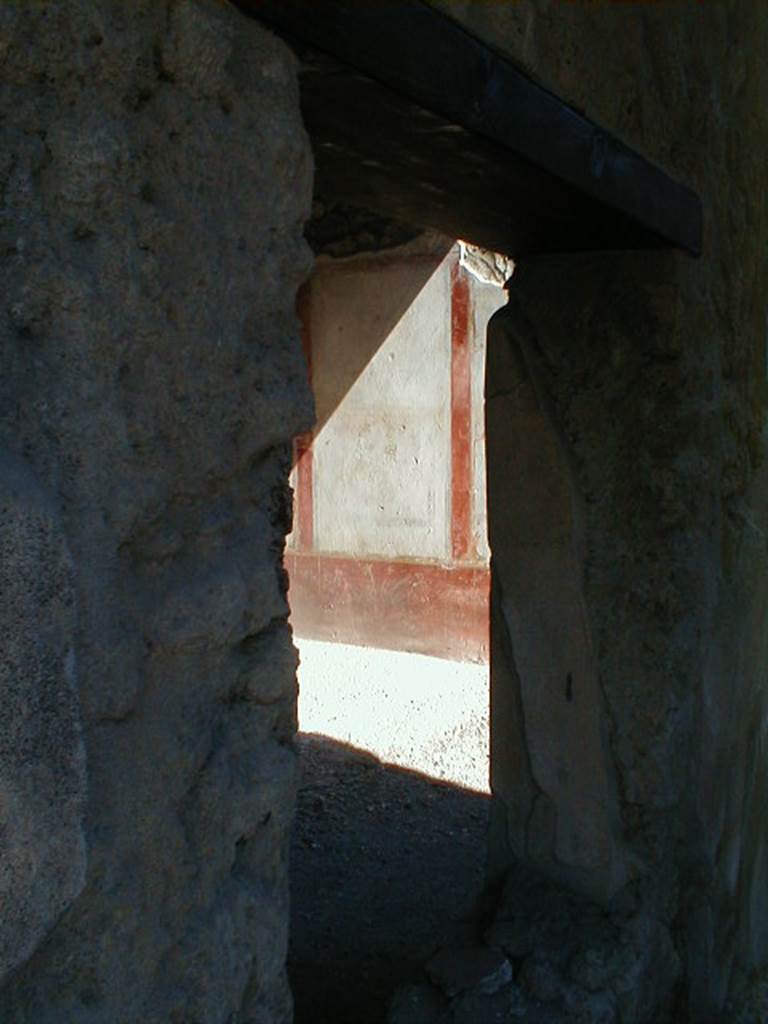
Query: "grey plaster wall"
426 4 768 1021
0 2 313 1021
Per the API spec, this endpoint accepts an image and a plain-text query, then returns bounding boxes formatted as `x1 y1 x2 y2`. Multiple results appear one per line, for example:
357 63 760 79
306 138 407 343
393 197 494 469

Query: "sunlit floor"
295 638 490 794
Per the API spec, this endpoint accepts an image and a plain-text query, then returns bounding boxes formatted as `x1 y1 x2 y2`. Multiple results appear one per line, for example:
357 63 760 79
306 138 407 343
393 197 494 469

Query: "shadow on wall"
288 733 491 1024
304 241 454 436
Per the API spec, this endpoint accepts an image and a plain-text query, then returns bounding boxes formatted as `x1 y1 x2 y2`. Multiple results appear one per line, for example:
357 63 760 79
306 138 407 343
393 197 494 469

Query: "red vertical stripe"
450 259 473 562
294 282 314 550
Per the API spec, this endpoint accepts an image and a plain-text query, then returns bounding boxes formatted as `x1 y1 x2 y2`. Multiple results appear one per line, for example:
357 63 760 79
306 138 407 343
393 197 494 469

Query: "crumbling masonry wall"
428 3 768 1021
0 2 312 1021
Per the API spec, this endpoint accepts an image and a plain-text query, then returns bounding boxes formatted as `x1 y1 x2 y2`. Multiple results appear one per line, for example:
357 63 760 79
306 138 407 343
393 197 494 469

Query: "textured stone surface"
426 946 512 998
1 2 767 1022
482 245 768 1021
428 4 768 1021
449 983 528 1024
458 243 514 289
0 1 312 1021
305 199 424 258
387 984 450 1024
0 453 86 985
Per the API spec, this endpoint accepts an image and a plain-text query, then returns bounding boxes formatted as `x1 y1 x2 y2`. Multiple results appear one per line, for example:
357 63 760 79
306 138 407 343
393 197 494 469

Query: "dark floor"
288 733 490 1024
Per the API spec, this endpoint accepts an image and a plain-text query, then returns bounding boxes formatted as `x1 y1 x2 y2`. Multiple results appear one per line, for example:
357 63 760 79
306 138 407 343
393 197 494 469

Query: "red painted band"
293 282 314 549
450 260 473 562
286 551 489 664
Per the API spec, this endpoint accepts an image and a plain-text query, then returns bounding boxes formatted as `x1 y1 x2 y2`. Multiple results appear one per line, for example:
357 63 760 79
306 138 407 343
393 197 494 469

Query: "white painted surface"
289 244 503 573
296 637 490 793
311 254 452 561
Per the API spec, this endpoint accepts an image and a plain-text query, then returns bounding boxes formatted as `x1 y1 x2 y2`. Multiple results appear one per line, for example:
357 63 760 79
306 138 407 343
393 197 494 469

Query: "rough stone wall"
426 4 768 1021
0 2 313 1021
305 199 424 259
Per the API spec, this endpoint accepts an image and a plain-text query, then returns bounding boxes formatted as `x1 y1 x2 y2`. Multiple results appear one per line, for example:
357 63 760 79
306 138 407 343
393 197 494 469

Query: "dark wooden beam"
235 0 702 257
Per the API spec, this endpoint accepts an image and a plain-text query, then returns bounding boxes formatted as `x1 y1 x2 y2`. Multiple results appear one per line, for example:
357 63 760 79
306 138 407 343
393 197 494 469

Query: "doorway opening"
230 6 702 1018
285 201 509 1023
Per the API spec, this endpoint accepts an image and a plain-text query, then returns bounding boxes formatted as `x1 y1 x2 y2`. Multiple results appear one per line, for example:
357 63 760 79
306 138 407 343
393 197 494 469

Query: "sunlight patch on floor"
295 637 490 793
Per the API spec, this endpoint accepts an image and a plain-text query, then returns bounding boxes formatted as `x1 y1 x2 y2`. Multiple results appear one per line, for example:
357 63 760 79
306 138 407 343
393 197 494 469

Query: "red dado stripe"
286 551 490 664
450 259 473 562
293 281 314 550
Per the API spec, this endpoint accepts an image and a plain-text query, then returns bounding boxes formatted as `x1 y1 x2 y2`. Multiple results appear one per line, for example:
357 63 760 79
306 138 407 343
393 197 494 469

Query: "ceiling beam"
236 0 702 257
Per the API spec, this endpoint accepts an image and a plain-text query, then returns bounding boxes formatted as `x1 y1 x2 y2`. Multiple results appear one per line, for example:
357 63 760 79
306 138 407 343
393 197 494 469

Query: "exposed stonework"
458 243 513 289
417 5 768 1021
0 453 86 985
305 199 425 259
2 1 767 1021
481 246 768 1024
0 2 312 1021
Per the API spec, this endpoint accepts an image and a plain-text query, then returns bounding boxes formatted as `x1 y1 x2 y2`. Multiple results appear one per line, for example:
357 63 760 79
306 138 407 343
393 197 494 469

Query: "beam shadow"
289 733 491 1024
307 241 454 438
